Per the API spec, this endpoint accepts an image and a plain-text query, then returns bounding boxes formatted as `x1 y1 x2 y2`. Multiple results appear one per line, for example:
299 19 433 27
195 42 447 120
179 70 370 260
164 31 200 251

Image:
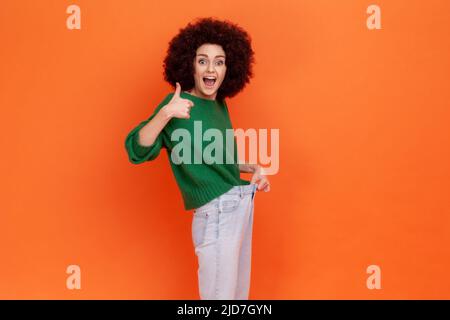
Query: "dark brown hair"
163 17 255 101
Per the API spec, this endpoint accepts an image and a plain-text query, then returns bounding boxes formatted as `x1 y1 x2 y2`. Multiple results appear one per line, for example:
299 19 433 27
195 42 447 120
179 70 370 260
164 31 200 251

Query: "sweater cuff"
132 129 162 159
133 130 152 153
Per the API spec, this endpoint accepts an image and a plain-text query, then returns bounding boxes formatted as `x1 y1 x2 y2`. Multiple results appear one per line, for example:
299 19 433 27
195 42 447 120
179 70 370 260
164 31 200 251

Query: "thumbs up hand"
163 82 195 119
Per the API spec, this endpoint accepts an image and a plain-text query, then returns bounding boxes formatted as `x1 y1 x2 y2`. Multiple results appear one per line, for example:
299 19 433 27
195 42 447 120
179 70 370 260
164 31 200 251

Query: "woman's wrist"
256 165 267 175
161 104 174 120
246 163 260 173
239 163 258 173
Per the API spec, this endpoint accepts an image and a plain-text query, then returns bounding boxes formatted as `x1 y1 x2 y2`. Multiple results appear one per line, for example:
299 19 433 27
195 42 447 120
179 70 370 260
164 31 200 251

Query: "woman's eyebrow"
197 54 225 58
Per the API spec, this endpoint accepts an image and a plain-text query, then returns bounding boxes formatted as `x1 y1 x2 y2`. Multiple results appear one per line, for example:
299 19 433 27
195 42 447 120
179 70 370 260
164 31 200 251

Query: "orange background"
1 0 449 299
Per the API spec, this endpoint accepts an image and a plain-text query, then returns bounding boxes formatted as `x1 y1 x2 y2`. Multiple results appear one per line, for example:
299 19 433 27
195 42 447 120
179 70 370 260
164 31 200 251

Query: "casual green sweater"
125 91 250 210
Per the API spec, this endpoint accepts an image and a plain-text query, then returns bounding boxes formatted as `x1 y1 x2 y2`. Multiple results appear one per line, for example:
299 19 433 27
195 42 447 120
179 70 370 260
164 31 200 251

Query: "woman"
125 17 270 300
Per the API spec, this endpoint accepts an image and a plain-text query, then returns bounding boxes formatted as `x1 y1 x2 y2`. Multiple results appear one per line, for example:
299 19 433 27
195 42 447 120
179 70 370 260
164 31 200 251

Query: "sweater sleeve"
124 115 163 164
124 93 173 164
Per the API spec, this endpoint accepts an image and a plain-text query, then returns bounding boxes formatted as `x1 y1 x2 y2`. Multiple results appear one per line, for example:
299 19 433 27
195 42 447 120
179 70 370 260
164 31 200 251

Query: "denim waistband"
194 183 257 213
226 183 257 196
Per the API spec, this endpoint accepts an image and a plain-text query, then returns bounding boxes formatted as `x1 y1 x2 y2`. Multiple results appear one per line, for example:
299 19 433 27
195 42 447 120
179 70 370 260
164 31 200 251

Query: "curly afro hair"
163 17 255 101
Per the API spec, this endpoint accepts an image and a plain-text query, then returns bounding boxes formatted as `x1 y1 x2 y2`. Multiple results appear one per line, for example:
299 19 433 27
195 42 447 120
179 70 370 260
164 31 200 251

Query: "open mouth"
203 77 216 87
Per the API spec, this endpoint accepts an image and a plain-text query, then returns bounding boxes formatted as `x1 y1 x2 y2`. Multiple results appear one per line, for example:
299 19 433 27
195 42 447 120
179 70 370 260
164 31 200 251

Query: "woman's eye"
198 59 224 65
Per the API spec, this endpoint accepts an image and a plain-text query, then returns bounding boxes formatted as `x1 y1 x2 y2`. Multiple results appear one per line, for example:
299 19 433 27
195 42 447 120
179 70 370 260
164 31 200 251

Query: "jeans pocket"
220 195 241 213
192 207 215 248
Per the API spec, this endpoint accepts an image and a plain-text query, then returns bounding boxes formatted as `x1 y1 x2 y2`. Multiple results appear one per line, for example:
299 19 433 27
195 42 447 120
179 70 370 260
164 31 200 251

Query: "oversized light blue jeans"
191 183 258 300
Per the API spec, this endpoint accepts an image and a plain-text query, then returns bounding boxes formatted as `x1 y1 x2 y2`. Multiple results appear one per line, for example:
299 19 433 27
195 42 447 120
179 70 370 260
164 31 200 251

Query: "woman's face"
189 43 227 101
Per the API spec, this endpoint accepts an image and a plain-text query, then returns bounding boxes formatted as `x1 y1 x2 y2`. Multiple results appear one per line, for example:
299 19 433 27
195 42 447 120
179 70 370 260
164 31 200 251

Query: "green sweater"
125 92 250 210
